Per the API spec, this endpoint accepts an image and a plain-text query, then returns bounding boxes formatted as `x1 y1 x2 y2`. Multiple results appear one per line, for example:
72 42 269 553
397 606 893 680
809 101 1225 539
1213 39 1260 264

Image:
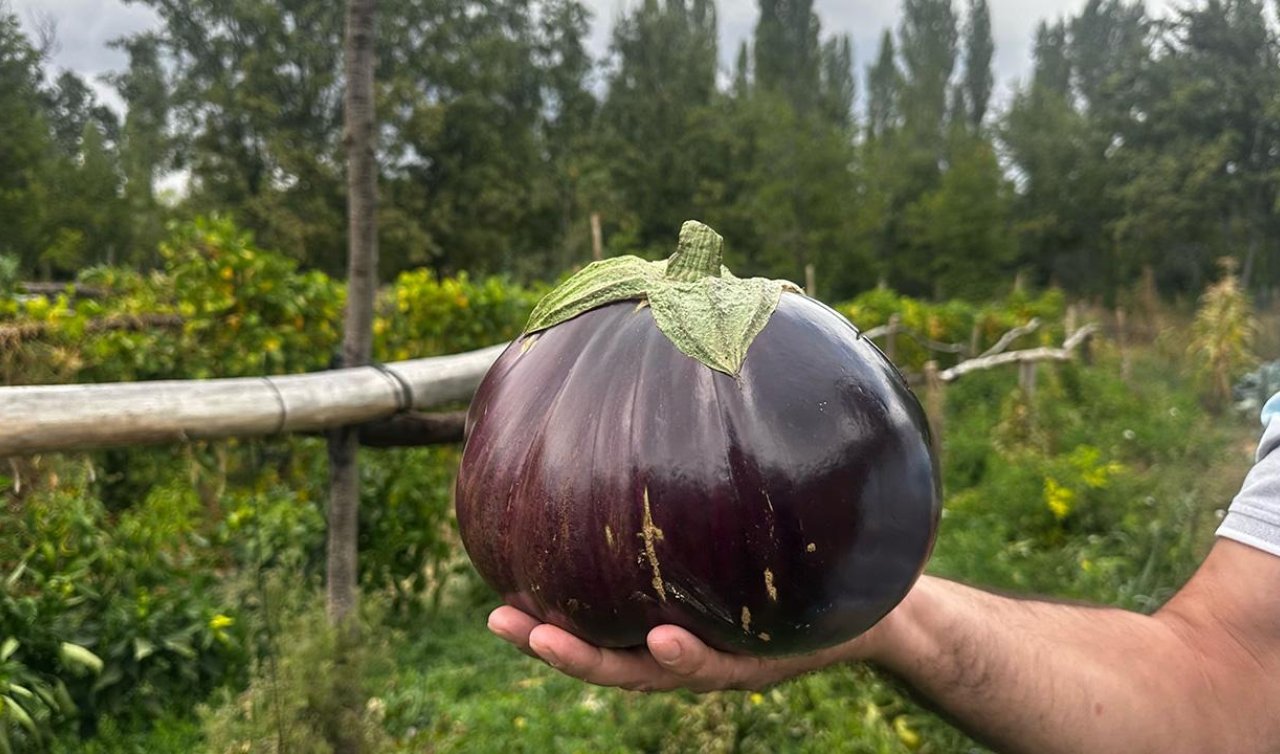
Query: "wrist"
851 574 937 668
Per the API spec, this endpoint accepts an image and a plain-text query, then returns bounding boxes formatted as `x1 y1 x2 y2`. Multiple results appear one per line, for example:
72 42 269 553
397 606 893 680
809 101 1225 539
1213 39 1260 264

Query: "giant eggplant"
456 221 940 657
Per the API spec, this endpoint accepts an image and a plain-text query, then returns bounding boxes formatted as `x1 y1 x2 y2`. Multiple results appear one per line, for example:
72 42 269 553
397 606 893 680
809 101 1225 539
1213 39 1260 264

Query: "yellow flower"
749 692 765 706
1044 478 1075 520
209 614 235 631
894 716 921 748
513 716 527 729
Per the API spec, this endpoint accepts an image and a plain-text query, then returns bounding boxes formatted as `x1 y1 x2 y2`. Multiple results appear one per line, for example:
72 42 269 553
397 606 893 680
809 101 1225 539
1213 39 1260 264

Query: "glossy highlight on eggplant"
455 292 941 658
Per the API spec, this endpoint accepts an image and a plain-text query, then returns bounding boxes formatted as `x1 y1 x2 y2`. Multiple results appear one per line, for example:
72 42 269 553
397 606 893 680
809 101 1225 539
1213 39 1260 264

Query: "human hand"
487 605 873 692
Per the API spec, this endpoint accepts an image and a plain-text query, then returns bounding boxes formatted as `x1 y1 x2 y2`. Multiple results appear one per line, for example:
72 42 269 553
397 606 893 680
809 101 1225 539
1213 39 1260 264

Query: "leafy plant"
200 589 392 754
0 482 248 731
1188 262 1256 411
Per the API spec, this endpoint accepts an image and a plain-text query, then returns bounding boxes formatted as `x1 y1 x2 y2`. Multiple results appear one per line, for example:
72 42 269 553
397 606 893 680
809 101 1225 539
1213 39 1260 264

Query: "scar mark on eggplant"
806 543 817 553
665 581 736 626
741 606 752 633
638 488 667 601
519 334 540 354
764 569 777 601
758 632 771 642
604 525 615 548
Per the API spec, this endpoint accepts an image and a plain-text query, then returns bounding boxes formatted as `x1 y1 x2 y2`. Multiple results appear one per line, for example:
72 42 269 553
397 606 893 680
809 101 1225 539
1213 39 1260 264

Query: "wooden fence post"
1116 307 1131 381
590 212 603 261
924 360 944 458
886 313 901 363
1019 361 1038 400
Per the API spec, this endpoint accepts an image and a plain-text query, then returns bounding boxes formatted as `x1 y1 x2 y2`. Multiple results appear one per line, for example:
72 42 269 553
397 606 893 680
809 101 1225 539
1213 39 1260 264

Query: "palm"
487 606 858 692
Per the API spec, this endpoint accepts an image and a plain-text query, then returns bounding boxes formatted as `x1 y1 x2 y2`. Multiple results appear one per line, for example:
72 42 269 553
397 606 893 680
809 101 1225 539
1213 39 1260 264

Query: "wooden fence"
0 345 504 456
0 319 1096 458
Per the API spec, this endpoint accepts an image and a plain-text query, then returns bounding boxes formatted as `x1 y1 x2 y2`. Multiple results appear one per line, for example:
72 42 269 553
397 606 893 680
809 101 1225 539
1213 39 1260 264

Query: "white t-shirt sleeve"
1216 392 1280 557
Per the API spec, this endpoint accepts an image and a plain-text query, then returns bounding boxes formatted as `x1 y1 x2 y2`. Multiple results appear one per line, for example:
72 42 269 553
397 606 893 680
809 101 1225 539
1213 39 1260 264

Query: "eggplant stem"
665 221 724 282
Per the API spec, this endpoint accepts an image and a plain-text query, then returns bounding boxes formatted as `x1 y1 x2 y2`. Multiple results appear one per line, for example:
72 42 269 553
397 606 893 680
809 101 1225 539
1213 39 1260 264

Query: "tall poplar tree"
962 0 993 130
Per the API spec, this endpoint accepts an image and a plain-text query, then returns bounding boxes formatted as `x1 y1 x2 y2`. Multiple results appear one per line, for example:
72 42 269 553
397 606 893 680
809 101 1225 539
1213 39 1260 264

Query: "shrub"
1188 264 1256 411
200 589 392 754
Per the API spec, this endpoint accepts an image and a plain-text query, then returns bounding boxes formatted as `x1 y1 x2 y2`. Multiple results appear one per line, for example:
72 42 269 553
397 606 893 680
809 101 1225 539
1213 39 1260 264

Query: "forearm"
859 576 1238 754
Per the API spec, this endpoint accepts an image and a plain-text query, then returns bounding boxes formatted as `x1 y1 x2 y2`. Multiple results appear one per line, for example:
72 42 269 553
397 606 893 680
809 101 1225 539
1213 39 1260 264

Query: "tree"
0 6 52 273
1032 19 1071 96
43 71 119 156
1069 0 1148 120
599 0 719 252
537 0 598 269
899 0 959 138
961 0 993 130
132 0 348 270
1111 0 1280 293
754 0 820 109
818 35 855 129
903 134 1016 298
866 29 901 141
377 0 552 277
107 34 171 264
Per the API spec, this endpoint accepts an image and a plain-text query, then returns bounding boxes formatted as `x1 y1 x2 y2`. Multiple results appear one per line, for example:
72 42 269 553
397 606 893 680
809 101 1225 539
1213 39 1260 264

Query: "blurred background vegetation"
3 0 1280 302
2 0 1280 751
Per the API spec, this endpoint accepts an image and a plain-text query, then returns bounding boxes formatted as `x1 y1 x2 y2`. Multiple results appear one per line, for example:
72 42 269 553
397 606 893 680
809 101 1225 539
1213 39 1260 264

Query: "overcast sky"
11 0 1182 115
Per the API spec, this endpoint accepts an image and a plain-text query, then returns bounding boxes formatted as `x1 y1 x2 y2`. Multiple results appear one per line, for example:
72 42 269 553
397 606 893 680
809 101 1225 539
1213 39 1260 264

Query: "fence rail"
0 318 1098 458
0 345 505 456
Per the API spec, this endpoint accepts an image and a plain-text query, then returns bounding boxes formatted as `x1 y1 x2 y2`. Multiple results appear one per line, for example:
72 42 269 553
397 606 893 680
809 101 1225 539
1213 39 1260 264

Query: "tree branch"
979 317 1041 358
939 325 1098 383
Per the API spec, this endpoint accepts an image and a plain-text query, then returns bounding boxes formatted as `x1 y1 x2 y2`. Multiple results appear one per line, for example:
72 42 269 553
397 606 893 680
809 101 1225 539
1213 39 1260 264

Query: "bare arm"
490 539 1280 753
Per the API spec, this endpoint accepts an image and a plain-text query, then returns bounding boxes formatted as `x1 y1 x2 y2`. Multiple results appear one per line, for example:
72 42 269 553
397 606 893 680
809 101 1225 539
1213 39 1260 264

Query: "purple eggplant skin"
455 293 941 658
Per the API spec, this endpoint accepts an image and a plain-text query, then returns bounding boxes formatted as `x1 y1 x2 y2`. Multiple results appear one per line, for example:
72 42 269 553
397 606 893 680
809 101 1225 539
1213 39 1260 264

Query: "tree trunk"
328 0 379 630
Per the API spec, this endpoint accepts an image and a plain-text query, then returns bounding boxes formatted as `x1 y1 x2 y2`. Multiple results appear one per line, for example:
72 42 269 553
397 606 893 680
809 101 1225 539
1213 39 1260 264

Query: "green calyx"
523 220 802 375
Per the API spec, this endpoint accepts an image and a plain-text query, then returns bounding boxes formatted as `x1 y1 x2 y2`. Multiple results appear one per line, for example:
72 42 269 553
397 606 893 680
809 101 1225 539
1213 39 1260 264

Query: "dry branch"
979 318 1041 358
939 325 1098 383
0 344 506 456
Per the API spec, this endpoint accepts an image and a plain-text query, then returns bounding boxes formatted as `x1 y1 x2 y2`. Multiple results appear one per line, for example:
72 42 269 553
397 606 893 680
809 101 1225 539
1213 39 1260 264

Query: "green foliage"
901 134 1016 298
375 270 543 361
357 447 466 611
935 350 1239 612
200 591 392 754
49 714 201 754
1 637 78 752
0 256 17 296
0 481 248 732
157 216 344 378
